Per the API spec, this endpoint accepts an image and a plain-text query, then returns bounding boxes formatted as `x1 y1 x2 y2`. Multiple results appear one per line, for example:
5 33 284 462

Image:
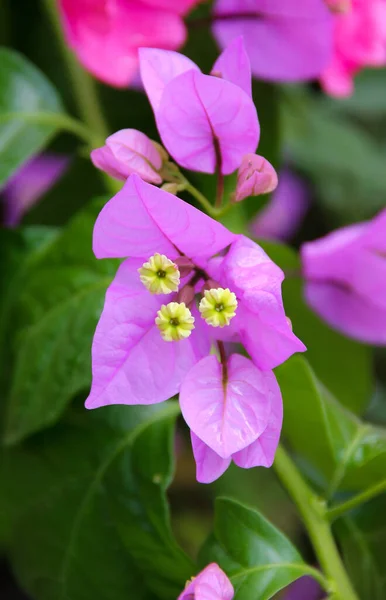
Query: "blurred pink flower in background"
91 128 163 183
301 209 386 344
212 0 333 82
178 563 234 600
284 575 324 599
2 154 69 227
234 154 278 202
251 169 309 241
58 0 201 87
321 0 386 96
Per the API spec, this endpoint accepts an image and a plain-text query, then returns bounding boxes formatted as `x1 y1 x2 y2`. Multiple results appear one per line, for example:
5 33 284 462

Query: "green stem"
184 183 218 216
327 478 386 521
274 445 359 600
0 111 93 145
41 0 109 145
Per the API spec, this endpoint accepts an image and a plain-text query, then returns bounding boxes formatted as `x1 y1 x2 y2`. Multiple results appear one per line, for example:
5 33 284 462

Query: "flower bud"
235 154 278 202
91 129 163 184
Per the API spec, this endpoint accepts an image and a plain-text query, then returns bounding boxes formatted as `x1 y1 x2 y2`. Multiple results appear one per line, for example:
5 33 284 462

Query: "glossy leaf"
335 496 386 600
2 402 192 600
0 47 64 187
276 355 386 494
2 199 118 445
199 497 321 600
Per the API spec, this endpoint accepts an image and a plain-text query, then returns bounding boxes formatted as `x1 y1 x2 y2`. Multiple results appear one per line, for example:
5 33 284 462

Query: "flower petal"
178 563 234 600
139 47 200 112
213 0 333 81
85 258 208 409
180 354 271 458
211 35 252 96
233 372 282 468
93 174 235 260
157 70 259 174
191 432 231 483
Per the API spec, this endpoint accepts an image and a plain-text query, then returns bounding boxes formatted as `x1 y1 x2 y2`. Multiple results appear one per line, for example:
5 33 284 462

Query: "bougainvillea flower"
251 169 309 241
139 37 259 174
86 174 304 413
235 154 278 202
58 0 200 87
212 0 333 82
301 209 386 344
2 153 69 227
178 563 234 600
91 129 163 183
180 353 283 481
320 0 386 96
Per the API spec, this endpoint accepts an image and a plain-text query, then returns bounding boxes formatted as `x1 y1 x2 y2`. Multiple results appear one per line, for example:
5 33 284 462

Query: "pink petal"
86 258 209 409
180 354 271 458
211 35 252 96
59 1 187 87
213 0 333 81
93 174 235 260
141 0 201 16
91 129 162 183
178 564 234 600
233 373 282 468
157 70 259 174
139 47 200 112
191 432 231 483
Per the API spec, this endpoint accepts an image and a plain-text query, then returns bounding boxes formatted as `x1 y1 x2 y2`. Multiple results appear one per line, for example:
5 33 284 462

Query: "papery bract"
301 209 386 344
178 563 234 600
188 355 283 483
251 169 309 240
58 0 199 87
212 0 333 82
2 153 69 227
139 38 259 174
91 129 163 183
321 0 386 96
235 154 278 202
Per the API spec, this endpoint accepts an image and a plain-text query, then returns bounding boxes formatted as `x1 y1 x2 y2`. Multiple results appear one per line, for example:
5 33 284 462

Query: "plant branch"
273 445 359 600
327 478 386 521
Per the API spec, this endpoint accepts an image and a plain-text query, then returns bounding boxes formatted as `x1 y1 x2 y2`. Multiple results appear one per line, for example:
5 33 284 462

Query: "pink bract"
321 0 386 96
139 38 260 174
301 209 386 344
91 129 163 183
58 0 199 87
212 0 334 82
235 154 278 202
178 563 234 600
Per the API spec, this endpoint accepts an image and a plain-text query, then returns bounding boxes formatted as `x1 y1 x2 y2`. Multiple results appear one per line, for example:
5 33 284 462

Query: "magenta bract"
178 563 234 600
235 154 278 201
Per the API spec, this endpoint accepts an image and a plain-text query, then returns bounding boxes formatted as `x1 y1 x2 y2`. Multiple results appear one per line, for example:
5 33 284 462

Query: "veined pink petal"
85 258 209 409
211 35 252 96
213 0 333 82
157 70 259 174
191 432 231 483
178 564 234 600
93 174 236 260
233 374 282 468
180 354 271 458
139 47 200 112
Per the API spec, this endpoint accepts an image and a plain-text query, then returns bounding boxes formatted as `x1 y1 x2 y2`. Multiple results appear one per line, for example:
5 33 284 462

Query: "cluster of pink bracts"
58 0 386 96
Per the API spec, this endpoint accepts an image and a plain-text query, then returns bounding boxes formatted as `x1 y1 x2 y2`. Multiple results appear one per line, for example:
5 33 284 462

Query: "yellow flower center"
138 253 180 294
155 302 195 341
199 288 237 327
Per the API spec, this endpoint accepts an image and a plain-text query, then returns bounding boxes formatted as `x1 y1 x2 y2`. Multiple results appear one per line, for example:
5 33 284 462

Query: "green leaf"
2 199 118 445
0 47 64 187
199 497 321 600
276 355 386 495
335 496 386 600
2 402 192 600
259 240 372 414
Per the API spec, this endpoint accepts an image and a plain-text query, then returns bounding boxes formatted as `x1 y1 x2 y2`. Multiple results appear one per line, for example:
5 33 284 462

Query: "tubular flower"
321 0 386 96
139 37 259 174
86 174 305 477
301 209 386 344
139 253 180 294
57 0 200 87
178 563 234 600
212 0 333 82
